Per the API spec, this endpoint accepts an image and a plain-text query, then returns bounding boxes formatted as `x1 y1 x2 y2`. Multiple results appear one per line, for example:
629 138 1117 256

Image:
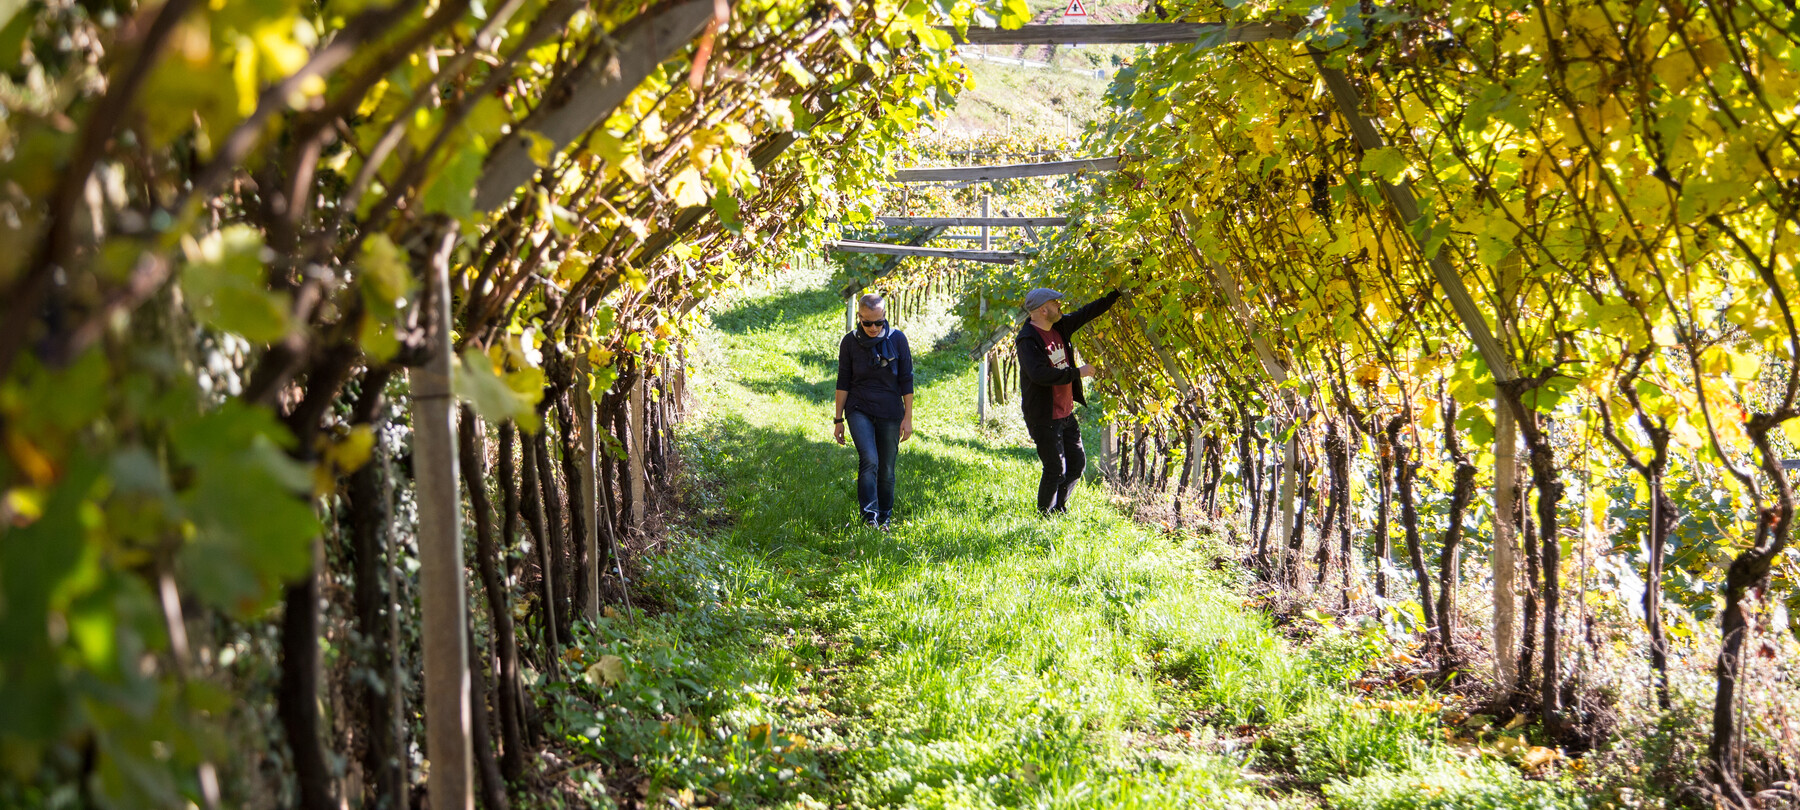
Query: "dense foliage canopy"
994 0 1800 799
0 0 1034 804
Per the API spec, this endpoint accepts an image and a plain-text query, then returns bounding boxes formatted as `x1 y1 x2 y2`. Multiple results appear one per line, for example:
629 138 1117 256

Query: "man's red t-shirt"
1031 324 1076 420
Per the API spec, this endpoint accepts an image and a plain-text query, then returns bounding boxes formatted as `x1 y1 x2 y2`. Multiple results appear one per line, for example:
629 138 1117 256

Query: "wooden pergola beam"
475 0 715 213
944 20 1303 46
889 156 1118 183
876 216 1069 227
970 314 1027 360
839 225 949 297
829 240 1032 264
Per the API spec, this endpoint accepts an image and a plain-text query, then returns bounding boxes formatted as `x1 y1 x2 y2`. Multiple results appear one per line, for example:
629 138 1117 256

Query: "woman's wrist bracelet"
833 417 845 423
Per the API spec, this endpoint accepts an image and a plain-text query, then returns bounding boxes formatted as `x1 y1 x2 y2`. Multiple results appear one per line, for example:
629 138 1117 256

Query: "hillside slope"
938 0 1148 133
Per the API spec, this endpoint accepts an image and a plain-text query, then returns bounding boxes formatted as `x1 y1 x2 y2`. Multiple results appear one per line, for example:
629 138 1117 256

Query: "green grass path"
551 273 1589 809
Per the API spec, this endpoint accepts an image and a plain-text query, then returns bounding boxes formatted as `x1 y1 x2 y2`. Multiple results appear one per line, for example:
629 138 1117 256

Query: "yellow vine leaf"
453 348 543 432
523 129 559 168
585 654 626 687
667 165 711 208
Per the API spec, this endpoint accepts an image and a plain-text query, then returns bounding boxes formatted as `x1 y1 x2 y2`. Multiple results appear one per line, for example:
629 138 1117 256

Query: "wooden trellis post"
1494 398 1519 685
410 225 473 810
1493 252 1523 689
1311 54 1532 688
1102 421 1118 480
1279 439 1300 583
1187 426 1205 499
575 353 600 621
976 300 989 423
628 370 648 531
977 195 990 424
674 343 689 416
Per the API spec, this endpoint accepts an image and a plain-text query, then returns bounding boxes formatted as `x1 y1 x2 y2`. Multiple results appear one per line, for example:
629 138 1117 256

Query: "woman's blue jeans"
845 410 901 524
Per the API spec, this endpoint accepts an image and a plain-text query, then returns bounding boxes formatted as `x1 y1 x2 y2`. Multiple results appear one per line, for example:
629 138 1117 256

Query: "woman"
833 293 915 528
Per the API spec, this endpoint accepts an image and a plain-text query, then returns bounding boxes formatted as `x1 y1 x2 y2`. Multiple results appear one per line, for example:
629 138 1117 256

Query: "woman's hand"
834 421 846 445
900 415 914 442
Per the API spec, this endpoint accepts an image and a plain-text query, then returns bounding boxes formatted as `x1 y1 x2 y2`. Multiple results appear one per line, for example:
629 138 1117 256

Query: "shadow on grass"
927 411 1112 476
791 346 835 369
690 414 1061 584
735 374 838 406
712 287 841 334
928 433 1040 464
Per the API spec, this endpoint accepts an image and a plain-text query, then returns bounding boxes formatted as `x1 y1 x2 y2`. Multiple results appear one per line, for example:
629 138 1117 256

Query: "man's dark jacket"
1014 289 1122 425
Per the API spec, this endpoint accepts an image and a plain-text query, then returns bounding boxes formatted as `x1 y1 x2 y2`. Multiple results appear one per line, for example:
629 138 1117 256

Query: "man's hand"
834 421 846 445
1079 364 1098 378
900 415 914 442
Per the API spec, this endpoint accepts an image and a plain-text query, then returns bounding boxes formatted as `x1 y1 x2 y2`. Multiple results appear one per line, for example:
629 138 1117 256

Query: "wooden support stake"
976 331 989 422
977 195 990 424
1492 251 1523 689
980 196 991 254
411 225 472 810
1494 395 1519 688
1102 421 1118 480
575 354 600 621
1187 426 1205 499
628 371 647 530
1279 438 1299 572
474 0 715 212
675 343 688 415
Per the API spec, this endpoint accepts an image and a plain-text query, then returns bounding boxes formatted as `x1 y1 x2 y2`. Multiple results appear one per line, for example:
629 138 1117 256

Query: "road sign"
1062 0 1086 48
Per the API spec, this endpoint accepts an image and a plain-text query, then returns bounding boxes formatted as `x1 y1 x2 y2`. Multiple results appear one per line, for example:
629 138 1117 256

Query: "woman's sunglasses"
859 319 888 328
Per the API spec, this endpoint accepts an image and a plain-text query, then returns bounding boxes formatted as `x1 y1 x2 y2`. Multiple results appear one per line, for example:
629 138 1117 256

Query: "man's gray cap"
1023 288 1064 312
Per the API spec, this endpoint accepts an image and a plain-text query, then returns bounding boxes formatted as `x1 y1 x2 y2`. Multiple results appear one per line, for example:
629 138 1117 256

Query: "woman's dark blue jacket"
836 330 914 420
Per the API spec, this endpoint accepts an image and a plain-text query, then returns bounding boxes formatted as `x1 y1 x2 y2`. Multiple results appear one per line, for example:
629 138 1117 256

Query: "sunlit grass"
549 266 1589 809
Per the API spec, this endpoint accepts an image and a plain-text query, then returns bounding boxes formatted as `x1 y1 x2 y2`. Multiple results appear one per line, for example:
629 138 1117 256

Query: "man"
1015 286 1124 515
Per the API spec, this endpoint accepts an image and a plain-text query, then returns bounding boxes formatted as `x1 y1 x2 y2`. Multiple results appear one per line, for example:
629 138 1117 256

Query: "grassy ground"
541 265 1594 808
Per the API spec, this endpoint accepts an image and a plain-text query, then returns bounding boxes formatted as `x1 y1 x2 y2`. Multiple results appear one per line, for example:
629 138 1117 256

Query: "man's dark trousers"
1028 415 1085 513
